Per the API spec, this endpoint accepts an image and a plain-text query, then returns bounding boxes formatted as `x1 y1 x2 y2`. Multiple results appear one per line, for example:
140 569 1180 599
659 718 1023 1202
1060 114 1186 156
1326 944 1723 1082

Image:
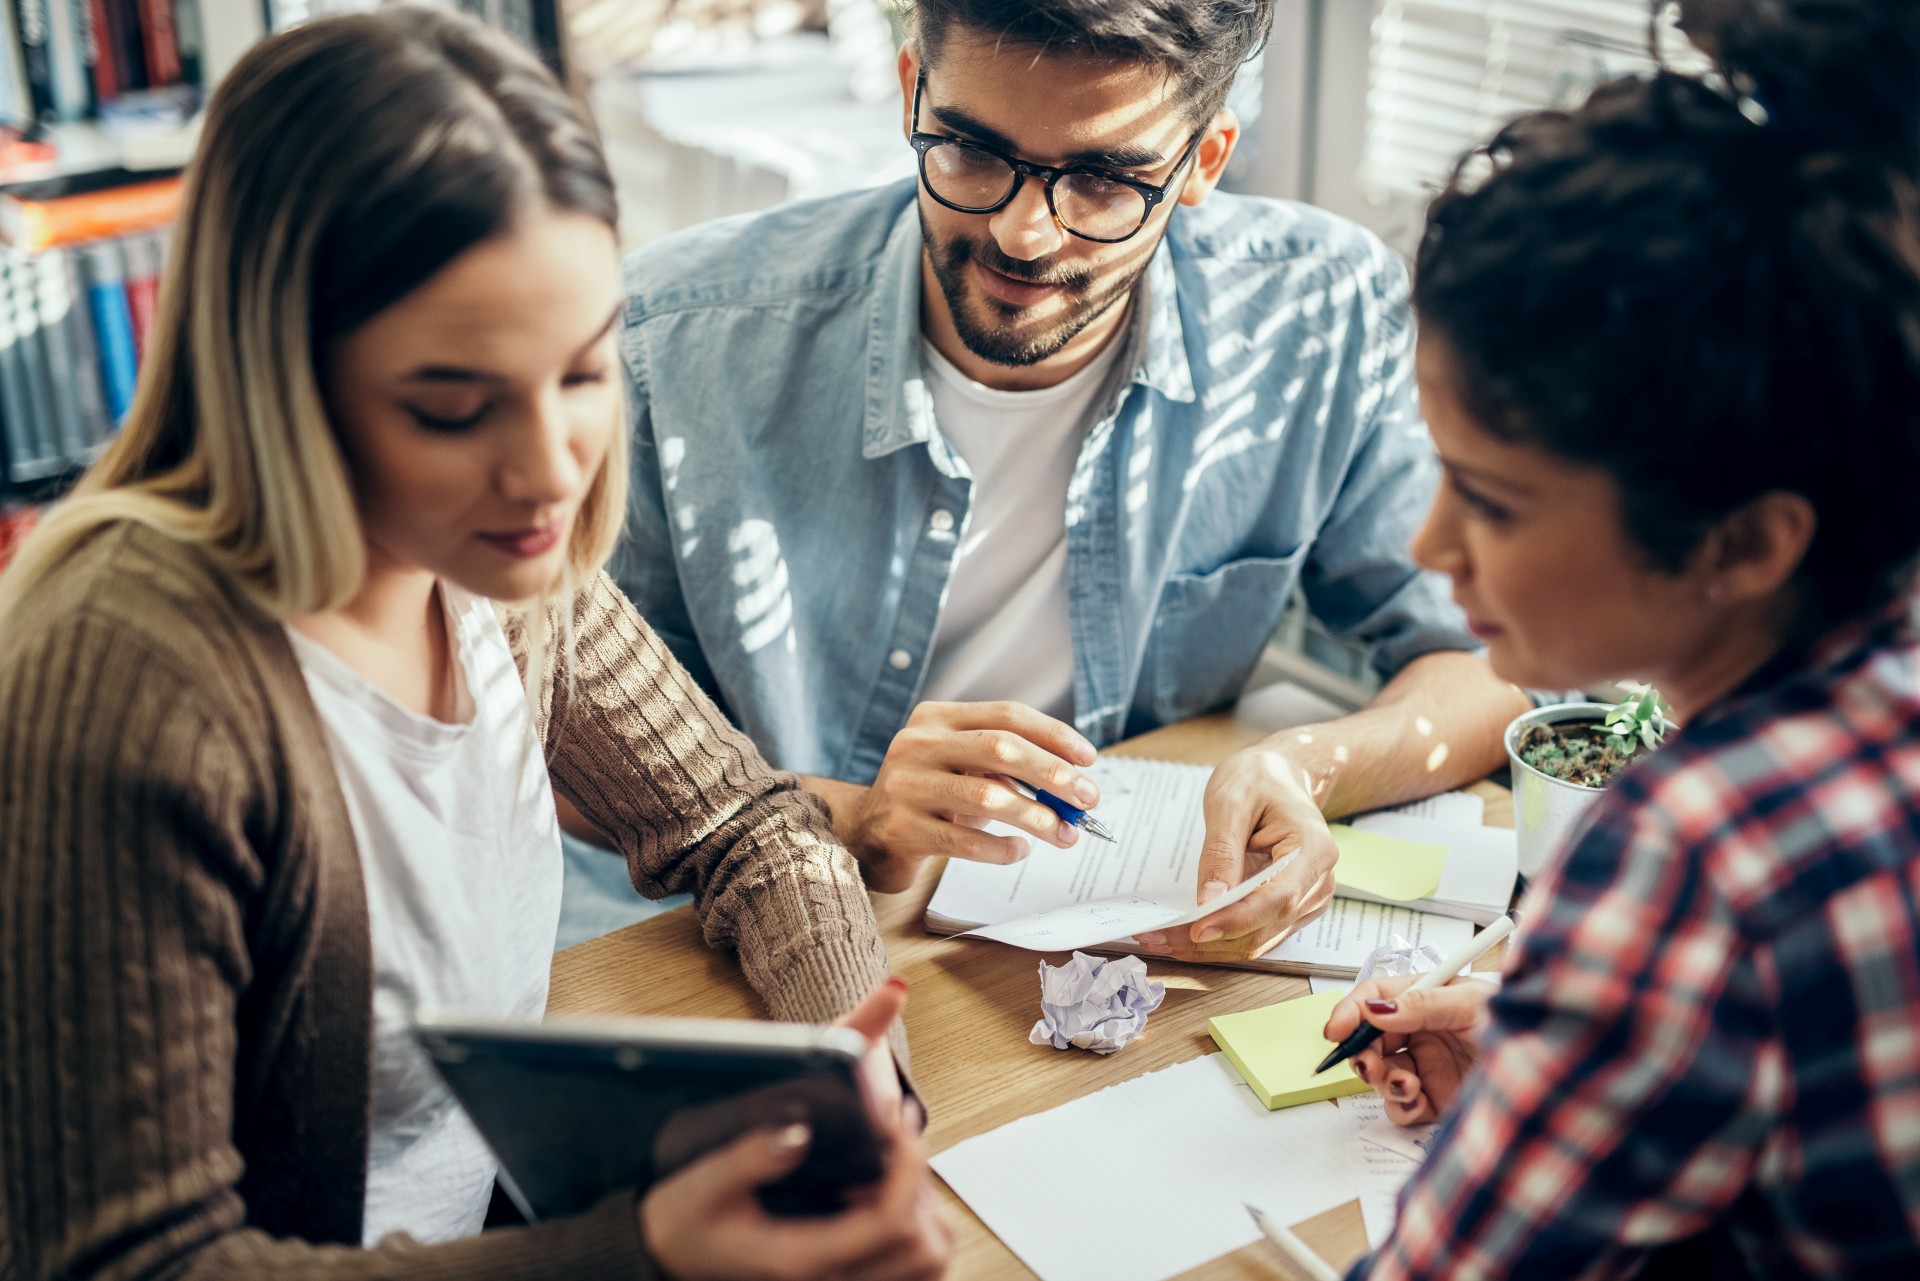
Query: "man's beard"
922 217 1152 368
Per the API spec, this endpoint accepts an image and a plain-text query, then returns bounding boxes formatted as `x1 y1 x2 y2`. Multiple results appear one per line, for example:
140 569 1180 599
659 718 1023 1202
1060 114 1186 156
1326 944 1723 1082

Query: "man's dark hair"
904 0 1274 124
1414 66 1920 630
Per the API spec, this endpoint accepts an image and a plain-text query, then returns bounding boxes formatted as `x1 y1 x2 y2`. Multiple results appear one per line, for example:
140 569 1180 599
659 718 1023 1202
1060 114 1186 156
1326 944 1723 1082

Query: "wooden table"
549 713 1512 1280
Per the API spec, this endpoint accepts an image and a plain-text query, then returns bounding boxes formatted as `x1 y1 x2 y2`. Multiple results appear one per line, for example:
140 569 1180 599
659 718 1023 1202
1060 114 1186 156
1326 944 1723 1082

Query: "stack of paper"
1346 811 1518 925
1206 990 1372 1109
931 1054 1363 1281
924 756 1488 976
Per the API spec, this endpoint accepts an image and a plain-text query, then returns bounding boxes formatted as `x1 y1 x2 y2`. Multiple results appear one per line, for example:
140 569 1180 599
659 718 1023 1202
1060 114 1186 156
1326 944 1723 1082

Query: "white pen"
1245 1203 1342 1281
1314 911 1517 1075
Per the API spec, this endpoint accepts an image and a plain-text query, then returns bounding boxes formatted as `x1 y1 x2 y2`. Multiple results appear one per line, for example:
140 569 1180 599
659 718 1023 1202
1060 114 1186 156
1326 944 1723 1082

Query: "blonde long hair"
0 7 626 624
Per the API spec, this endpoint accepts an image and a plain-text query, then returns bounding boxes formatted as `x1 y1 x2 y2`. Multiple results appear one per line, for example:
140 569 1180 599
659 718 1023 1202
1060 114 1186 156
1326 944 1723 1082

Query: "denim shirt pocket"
1137 546 1309 728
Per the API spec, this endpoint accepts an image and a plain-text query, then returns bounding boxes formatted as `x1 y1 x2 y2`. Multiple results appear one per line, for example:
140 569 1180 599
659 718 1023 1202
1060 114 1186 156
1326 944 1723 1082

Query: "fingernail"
1137 933 1166 949
1386 1079 1410 1102
1200 880 1229 903
1364 999 1398 1015
1351 1060 1369 1083
1058 821 1078 845
1194 925 1223 943
1073 778 1099 807
885 976 909 993
775 1122 811 1151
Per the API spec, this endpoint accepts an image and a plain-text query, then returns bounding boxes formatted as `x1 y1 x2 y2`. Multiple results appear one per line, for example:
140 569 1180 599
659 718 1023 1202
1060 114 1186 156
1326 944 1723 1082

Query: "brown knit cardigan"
0 523 895 1279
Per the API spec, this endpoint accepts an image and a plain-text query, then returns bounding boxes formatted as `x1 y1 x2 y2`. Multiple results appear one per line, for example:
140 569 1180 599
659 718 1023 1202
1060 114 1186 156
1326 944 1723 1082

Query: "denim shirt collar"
860 203 1196 461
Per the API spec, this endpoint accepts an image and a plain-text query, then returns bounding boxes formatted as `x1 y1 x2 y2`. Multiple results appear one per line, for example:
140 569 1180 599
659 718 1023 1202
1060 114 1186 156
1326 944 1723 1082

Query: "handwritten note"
1335 1092 1427 1247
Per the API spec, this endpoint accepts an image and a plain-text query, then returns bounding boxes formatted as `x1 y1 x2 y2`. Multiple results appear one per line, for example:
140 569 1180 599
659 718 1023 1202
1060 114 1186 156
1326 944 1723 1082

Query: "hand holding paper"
960 857 1287 952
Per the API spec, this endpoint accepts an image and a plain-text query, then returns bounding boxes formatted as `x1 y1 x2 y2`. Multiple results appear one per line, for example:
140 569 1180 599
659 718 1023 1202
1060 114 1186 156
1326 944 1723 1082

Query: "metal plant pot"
1505 702 1612 881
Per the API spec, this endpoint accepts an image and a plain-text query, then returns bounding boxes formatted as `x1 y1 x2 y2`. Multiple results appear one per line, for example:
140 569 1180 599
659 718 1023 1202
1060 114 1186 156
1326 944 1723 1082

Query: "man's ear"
1178 109 1240 207
898 45 920 140
1698 491 1817 604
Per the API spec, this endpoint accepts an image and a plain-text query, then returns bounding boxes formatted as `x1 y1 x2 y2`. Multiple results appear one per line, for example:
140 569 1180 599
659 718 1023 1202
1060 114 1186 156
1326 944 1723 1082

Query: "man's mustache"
950 238 1091 291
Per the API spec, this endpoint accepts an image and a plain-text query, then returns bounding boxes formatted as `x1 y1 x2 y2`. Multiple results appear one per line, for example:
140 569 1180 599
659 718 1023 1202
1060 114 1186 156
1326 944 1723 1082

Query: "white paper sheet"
931 1054 1361 1281
927 758 1477 973
959 859 1283 951
1335 1092 1424 1248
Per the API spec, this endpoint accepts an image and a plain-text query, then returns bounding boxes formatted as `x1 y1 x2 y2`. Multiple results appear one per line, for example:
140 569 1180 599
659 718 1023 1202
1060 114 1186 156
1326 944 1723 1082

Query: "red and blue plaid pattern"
1354 602 1920 1279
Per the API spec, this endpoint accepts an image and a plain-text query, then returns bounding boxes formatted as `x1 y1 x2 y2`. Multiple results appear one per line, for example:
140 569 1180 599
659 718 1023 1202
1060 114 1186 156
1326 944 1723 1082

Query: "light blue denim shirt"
612 179 1475 782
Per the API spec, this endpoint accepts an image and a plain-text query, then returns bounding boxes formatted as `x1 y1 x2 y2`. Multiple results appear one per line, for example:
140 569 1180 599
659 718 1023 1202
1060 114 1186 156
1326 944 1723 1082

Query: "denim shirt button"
930 509 955 533
888 649 913 670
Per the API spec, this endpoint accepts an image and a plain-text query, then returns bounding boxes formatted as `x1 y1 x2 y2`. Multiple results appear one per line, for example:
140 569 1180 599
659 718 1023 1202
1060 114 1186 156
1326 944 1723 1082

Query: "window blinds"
1362 0 1705 199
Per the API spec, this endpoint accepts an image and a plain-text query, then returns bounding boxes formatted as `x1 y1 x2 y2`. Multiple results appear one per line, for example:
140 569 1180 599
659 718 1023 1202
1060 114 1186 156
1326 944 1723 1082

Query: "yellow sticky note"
1207 990 1371 1110
1330 824 1447 902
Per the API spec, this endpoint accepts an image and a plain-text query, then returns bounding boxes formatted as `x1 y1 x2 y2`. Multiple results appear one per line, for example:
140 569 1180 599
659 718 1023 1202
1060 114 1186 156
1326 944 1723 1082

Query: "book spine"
79 240 132 421
0 253 33 484
0 177 182 253
58 244 110 447
31 247 91 457
102 0 141 90
120 228 155 361
83 0 114 99
2 249 62 478
44 0 91 121
135 0 173 84
12 0 55 123
0 1 33 126
169 0 198 86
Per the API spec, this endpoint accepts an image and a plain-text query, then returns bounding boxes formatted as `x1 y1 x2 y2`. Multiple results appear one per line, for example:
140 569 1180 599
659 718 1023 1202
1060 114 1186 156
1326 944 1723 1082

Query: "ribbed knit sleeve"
0 541 660 1279
520 572 893 1027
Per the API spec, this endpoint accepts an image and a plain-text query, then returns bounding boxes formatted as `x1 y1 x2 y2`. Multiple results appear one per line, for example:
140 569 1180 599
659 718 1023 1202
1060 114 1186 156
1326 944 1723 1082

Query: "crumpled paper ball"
1356 934 1444 983
1028 951 1166 1054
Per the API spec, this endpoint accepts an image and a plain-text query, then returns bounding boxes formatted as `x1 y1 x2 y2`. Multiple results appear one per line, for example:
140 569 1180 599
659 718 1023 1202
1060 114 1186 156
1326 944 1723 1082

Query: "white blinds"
1361 0 1705 199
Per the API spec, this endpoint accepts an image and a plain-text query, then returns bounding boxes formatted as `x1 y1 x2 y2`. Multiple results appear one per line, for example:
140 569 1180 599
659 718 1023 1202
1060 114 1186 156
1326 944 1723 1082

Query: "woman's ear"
1699 491 1817 604
1178 110 1240 207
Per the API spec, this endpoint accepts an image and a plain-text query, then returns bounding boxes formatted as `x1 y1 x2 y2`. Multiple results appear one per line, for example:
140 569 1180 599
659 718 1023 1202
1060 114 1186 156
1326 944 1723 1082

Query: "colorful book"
1 248 60 477
0 176 180 252
31 246 93 456
79 239 132 420
13 0 55 124
136 0 175 85
1207 990 1373 1110
45 0 92 121
0 0 33 127
120 227 155 359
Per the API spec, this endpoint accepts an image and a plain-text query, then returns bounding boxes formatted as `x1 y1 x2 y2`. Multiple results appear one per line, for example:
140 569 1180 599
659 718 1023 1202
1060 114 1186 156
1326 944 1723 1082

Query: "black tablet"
413 1008 887 1220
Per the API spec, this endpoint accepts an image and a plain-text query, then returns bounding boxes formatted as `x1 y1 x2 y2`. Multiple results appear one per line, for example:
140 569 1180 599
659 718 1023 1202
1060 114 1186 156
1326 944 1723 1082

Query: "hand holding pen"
835 701 1110 891
1317 914 1514 1126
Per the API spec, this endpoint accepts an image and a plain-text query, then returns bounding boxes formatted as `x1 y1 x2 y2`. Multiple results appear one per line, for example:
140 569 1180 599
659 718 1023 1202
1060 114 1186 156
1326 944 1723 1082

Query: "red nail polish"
1364 999 1398 1015
886 976 909 993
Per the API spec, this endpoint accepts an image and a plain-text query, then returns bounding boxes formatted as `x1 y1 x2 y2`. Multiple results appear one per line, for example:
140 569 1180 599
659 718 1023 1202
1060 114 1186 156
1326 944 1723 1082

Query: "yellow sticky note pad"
1330 824 1447 902
1208 990 1371 1110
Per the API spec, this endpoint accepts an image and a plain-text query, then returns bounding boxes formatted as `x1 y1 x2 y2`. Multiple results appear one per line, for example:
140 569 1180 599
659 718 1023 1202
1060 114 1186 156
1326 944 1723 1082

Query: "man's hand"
826 701 1101 893
1134 740 1337 962
1323 974 1494 1125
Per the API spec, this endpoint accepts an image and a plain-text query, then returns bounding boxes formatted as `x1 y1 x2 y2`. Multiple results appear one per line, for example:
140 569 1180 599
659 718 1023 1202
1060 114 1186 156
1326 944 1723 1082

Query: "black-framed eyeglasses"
907 72 1204 245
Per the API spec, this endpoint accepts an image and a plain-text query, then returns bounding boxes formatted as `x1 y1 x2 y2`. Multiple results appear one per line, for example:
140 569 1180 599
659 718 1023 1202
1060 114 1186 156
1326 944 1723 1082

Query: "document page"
931 1053 1361 1281
927 757 1474 973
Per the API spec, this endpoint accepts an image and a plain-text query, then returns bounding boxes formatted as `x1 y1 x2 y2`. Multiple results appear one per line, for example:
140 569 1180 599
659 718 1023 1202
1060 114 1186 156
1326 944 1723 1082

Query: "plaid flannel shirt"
1353 601 1920 1279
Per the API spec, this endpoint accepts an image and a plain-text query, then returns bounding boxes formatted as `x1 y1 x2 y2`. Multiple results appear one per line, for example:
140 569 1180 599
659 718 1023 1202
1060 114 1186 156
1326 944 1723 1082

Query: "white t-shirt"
919 336 1125 721
287 587 564 1248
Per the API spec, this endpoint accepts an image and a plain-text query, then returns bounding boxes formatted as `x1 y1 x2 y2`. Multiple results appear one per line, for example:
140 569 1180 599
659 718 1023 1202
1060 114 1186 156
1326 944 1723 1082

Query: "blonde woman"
0 9 949 1280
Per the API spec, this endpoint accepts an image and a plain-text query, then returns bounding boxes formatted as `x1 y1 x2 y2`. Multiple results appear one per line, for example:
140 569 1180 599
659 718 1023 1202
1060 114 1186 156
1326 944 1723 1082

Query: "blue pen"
1010 781 1119 843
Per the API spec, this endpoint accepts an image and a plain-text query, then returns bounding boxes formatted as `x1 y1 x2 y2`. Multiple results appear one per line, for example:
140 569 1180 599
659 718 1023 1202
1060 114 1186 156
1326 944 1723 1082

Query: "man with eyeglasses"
610 0 1531 964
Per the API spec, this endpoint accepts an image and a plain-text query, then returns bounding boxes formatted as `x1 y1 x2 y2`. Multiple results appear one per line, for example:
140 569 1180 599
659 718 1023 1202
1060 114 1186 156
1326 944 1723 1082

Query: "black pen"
1313 913 1516 1076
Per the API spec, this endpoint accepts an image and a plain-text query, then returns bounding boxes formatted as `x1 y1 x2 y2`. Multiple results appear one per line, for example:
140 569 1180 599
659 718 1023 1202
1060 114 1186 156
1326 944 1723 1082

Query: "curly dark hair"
900 0 1274 124
1413 66 1920 628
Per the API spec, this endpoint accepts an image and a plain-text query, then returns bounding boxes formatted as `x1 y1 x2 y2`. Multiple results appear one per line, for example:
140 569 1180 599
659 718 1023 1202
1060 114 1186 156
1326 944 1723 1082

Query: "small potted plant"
1504 684 1670 878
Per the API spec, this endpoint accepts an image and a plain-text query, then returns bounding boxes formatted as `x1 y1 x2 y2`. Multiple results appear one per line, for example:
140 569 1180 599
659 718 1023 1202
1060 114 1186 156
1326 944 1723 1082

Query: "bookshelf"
0 0 568 532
